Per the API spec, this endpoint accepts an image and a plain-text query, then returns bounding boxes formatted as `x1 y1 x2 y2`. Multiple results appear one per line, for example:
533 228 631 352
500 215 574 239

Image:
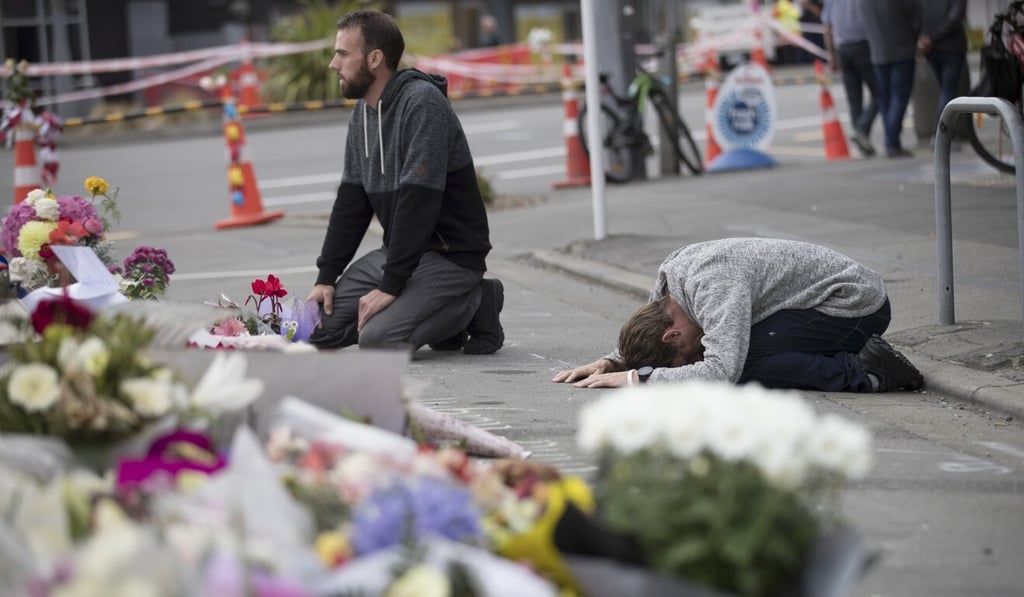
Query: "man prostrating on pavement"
308 10 504 354
553 238 924 392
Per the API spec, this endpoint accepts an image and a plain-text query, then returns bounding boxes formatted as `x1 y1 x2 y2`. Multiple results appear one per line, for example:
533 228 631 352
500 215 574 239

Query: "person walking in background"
823 0 879 157
798 1 825 63
862 0 921 158
477 14 502 48
308 10 505 354
918 0 968 144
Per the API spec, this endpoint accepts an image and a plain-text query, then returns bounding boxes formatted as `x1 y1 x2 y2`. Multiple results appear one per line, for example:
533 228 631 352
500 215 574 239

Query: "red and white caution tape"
0 39 329 77
32 55 232 106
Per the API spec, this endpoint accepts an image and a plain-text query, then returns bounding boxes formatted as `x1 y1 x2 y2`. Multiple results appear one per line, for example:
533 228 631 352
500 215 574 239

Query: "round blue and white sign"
711 63 776 151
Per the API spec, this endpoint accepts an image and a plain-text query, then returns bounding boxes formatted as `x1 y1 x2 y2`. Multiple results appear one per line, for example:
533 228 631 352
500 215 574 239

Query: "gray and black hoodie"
315 68 491 295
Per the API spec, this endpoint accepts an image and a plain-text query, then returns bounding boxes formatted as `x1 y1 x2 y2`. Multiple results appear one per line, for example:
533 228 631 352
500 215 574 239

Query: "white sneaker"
850 131 876 157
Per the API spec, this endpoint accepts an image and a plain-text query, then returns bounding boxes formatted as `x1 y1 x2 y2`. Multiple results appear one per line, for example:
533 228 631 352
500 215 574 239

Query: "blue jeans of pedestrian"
926 50 966 117
738 298 891 392
874 60 916 151
838 40 879 136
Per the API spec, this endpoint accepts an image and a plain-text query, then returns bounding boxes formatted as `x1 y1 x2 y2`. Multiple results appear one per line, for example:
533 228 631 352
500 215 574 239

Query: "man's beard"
341 60 374 99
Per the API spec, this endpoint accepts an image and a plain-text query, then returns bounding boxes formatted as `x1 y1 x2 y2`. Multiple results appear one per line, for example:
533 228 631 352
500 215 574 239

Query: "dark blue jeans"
838 40 879 136
739 298 891 392
926 50 966 118
874 60 916 151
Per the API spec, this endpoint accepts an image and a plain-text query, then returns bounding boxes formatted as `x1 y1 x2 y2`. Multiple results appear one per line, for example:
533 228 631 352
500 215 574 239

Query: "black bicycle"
967 0 1024 173
577 56 703 183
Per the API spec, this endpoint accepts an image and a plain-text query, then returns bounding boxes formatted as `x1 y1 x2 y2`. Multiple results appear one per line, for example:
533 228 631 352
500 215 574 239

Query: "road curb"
530 249 1021 416
898 347 1023 420
530 249 650 300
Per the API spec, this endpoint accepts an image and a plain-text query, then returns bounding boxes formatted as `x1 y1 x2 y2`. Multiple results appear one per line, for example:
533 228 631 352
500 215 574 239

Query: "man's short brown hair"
337 10 405 71
618 295 676 370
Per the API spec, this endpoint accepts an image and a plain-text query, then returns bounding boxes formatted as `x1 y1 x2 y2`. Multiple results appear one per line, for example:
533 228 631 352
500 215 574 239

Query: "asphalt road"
2 82 1023 596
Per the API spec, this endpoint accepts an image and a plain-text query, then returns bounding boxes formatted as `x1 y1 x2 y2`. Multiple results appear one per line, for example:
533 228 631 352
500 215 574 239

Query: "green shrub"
476 168 494 205
264 0 378 103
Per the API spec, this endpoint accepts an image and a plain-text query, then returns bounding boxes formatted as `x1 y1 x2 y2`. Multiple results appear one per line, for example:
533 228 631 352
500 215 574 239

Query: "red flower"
251 278 266 297
31 293 94 333
48 219 87 246
38 244 55 260
263 274 288 298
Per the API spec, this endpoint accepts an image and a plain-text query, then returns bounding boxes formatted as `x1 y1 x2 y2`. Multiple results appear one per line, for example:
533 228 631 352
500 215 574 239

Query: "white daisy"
8 363 61 412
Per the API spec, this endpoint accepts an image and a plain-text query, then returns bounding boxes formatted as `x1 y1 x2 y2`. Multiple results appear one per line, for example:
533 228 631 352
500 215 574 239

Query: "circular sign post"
707 62 778 172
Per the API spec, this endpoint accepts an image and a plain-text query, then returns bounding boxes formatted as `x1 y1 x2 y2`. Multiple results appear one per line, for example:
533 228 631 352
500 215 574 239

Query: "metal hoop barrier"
934 97 1024 324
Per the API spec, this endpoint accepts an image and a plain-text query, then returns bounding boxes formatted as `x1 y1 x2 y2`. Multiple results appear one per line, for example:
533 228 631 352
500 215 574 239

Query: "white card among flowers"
19 245 127 314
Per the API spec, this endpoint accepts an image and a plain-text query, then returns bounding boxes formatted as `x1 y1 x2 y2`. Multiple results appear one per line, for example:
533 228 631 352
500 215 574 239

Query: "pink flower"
212 317 247 337
83 217 103 235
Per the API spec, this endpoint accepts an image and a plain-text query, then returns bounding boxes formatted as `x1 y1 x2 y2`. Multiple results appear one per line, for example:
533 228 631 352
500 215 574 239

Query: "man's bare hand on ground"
569 370 634 388
552 358 618 384
357 289 396 332
307 284 336 318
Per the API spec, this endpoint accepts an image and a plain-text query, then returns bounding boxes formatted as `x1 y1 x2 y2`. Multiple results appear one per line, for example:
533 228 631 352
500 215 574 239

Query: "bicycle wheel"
967 101 1018 174
577 103 633 183
649 88 704 175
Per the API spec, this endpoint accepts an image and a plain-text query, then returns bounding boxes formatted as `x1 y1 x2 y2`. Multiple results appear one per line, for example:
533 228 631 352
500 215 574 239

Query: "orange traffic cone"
237 40 261 111
215 101 284 229
816 60 851 161
703 52 722 166
552 63 591 189
751 29 771 71
12 108 40 205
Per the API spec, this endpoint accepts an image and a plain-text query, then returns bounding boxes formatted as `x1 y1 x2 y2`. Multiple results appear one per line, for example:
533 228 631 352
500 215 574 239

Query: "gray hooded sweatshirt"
607 238 887 384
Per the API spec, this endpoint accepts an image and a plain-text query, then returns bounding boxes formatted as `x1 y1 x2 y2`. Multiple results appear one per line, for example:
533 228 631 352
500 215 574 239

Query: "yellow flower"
16 220 58 261
84 176 109 196
314 530 351 568
496 477 595 592
8 363 61 412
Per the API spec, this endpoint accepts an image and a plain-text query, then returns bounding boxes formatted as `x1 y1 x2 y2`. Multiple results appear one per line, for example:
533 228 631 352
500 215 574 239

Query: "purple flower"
55 195 99 224
350 477 482 555
1 202 39 256
141 277 154 286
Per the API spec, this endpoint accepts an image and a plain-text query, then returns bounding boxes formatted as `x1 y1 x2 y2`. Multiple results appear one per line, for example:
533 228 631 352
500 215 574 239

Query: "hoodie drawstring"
377 99 384 175
362 101 385 175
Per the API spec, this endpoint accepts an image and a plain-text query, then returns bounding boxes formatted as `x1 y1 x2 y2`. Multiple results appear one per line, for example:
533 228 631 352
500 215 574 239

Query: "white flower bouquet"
573 381 873 597
0 294 263 464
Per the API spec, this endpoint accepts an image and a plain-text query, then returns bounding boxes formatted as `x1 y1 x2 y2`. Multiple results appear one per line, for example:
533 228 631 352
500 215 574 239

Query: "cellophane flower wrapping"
575 381 873 597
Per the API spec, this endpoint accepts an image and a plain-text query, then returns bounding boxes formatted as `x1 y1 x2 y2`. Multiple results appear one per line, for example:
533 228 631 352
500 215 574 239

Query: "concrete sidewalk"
513 152 1023 419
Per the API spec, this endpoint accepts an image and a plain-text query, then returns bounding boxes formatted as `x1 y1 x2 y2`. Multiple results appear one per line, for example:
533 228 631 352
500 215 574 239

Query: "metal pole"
581 0 607 240
657 0 681 176
934 97 1024 324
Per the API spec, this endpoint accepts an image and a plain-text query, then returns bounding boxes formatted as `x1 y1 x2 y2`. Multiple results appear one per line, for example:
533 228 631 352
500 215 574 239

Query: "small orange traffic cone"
237 40 261 111
703 52 722 166
215 101 284 229
751 29 771 71
816 60 851 161
552 63 591 189
12 109 40 205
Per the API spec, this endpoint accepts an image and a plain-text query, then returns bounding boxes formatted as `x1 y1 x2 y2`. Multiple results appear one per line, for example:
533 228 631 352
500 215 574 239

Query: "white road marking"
174 265 318 281
977 441 1024 461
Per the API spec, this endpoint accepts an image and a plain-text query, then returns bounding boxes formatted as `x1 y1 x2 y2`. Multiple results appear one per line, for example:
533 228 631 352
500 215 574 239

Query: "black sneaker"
464 278 504 355
856 336 924 392
429 330 468 351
